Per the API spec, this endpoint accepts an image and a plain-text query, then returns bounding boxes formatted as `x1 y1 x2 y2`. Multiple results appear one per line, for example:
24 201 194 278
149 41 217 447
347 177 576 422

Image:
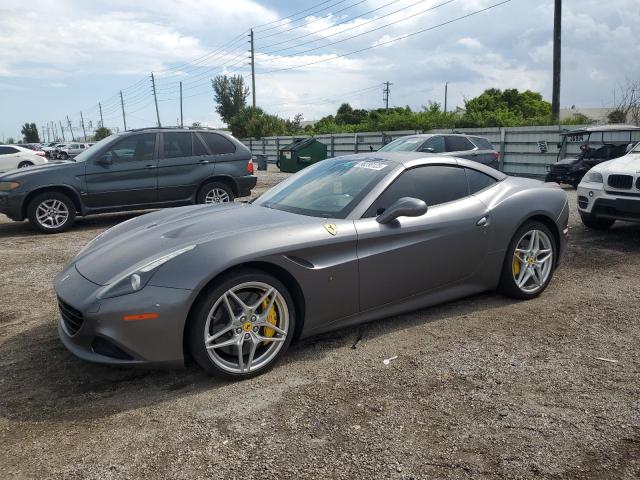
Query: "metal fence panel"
241 125 586 177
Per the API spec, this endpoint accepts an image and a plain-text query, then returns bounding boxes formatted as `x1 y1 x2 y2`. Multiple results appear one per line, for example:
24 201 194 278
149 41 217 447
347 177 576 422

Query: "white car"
0 145 48 173
577 142 640 229
58 142 92 159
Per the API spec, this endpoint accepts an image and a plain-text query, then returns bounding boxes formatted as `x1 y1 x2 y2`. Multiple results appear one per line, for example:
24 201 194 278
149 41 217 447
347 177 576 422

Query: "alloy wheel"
204 281 289 374
35 199 69 229
205 188 230 204
512 229 554 294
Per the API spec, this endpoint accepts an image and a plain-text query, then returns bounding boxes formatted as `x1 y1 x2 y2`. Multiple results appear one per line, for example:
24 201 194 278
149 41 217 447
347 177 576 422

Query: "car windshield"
378 137 424 152
254 157 395 219
74 135 116 162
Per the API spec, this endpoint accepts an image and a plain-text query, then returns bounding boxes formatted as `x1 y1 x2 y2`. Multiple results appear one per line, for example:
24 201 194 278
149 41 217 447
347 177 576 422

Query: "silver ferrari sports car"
55 153 569 379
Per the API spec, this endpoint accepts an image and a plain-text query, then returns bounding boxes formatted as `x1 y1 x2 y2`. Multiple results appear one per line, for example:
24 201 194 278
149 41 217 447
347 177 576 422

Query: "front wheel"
498 221 557 300
188 269 295 380
197 181 234 205
17 161 33 169
579 212 614 230
27 191 76 233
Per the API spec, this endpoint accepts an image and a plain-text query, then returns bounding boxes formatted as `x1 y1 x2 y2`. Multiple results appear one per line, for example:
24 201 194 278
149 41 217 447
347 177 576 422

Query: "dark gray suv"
0 127 257 233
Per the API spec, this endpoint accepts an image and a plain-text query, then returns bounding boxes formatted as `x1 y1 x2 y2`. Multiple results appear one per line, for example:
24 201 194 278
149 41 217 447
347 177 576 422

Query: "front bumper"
0 191 27 221
55 264 193 367
577 183 640 223
236 175 257 197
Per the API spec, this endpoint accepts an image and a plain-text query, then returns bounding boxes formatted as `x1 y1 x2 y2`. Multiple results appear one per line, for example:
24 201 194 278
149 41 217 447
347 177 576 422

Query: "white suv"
577 142 640 229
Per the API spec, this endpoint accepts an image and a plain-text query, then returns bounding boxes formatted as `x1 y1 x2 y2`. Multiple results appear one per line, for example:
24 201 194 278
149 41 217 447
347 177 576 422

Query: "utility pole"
444 82 448 113
249 29 256 108
80 111 87 141
383 81 392 111
98 102 104 129
119 90 127 131
66 115 75 141
52 122 58 141
59 120 66 141
179 81 183 127
551 0 562 123
42 125 47 142
45 124 50 142
151 72 161 127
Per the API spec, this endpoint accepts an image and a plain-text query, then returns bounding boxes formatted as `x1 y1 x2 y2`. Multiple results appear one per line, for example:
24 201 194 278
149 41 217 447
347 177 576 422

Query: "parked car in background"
0 127 256 233
0 145 48 172
51 143 69 159
16 144 37 151
41 142 59 157
378 134 500 169
545 124 640 188
59 142 92 159
577 142 640 229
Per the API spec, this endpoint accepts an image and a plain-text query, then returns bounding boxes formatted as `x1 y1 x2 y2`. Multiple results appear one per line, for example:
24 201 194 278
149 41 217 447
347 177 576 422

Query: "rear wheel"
17 161 33 168
60 152 69 160
188 269 295 380
498 220 556 299
580 212 615 230
197 181 234 205
27 191 76 233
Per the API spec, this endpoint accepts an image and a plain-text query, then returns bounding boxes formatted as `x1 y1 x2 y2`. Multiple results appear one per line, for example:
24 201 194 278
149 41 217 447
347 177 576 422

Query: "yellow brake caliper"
513 253 521 277
261 299 278 344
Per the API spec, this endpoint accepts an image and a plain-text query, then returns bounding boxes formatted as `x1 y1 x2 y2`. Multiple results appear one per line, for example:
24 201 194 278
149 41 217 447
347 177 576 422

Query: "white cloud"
457 37 482 49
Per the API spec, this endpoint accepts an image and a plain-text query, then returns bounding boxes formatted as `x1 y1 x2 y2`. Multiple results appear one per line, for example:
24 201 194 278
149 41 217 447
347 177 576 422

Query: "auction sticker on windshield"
354 161 388 170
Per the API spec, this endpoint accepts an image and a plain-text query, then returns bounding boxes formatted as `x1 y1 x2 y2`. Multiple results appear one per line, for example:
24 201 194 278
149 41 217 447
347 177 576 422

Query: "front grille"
58 297 84 335
92 337 133 360
608 174 633 189
578 196 589 209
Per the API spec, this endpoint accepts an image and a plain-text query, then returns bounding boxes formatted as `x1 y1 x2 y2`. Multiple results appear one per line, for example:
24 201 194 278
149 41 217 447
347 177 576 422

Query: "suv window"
0 146 18 155
445 136 475 152
193 134 209 156
465 168 496 193
364 165 468 217
420 136 445 153
202 132 236 154
163 132 192 158
471 137 493 150
104 133 156 163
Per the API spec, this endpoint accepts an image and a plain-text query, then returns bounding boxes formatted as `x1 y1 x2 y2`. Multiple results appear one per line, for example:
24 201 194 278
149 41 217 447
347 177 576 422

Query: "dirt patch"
1 169 639 479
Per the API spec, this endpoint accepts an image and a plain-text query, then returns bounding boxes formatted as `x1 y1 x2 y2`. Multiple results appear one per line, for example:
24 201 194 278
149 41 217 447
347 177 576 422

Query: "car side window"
193 134 209 156
163 132 193 159
420 136 444 153
202 132 236 154
444 136 475 152
364 165 469 217
465 168 497 194
103 133 156 163
471 137 494 150
0 146 16 155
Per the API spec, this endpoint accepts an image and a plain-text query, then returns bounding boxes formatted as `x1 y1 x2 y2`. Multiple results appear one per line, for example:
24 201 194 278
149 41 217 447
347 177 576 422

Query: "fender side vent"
284 255 315 269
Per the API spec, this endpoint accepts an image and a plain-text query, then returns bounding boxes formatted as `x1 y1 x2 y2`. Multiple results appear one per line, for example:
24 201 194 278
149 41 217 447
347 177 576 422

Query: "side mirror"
97 154 113 166
376 197 428 224
421 147 435 153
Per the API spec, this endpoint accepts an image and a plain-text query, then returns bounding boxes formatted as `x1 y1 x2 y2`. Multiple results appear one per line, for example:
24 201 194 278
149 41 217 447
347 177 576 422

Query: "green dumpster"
278 137 327 173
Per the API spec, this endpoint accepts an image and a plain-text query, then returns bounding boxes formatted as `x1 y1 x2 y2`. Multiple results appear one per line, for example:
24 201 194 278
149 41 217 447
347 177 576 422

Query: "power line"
254 0 349 33
261 0 513 74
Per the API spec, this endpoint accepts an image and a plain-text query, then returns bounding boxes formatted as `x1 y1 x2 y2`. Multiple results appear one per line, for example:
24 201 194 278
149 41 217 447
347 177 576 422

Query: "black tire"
196 181 234 204
580 212 614 230
17 161 33 169
27 191 76 233
187 269 296 380
61 152 69 160
498 220 557 300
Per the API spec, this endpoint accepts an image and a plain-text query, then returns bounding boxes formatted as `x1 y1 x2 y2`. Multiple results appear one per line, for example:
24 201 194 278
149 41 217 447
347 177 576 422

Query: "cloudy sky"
0 0 638 141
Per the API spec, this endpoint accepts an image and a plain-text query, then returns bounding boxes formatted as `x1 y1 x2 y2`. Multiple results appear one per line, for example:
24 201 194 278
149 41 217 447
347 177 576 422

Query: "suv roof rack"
126 126 225 132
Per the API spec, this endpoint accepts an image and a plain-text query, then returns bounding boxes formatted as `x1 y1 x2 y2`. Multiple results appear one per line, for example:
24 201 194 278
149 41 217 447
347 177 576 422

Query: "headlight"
98 245 196 299
583 171 603 184
0 182 20 191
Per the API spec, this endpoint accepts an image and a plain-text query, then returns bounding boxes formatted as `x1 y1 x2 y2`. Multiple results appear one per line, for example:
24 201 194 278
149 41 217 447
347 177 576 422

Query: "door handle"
199 160 209 164
476 216 489 227
145 164 156 169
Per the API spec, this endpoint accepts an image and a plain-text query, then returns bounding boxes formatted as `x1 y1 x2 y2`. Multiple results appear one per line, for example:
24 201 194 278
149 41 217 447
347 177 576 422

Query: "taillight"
246 159 254 174
36 151 45 156
492 151 499 161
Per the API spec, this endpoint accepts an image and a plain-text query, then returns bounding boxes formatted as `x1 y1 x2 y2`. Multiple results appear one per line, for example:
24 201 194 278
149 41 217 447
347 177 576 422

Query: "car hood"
0 160 77 180
74 203 316 285
591 153 640 174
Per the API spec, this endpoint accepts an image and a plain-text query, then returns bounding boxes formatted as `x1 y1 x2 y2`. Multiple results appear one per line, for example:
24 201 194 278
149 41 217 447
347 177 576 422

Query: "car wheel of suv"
198 182 234 205
27 191 76 233
60 152 69 160
188 269 295 380
498 220 557 300
579 212 615 230
17 161 33 168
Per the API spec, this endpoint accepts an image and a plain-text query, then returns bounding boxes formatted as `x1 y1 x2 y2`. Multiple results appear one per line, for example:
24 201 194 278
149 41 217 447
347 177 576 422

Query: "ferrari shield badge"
323 223 337 236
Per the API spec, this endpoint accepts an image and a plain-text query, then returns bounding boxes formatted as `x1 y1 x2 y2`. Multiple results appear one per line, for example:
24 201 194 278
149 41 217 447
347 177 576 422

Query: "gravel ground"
1 165 639 479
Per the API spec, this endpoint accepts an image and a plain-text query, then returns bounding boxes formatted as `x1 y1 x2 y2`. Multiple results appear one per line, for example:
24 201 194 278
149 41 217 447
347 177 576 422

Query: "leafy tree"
229 107 287 138
94 127 112 141
461 88 552 127
5 137 15 144
212 75 250 124
285 113 304 134
191 121 202 128
21 123 40 143
607 109 627 124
